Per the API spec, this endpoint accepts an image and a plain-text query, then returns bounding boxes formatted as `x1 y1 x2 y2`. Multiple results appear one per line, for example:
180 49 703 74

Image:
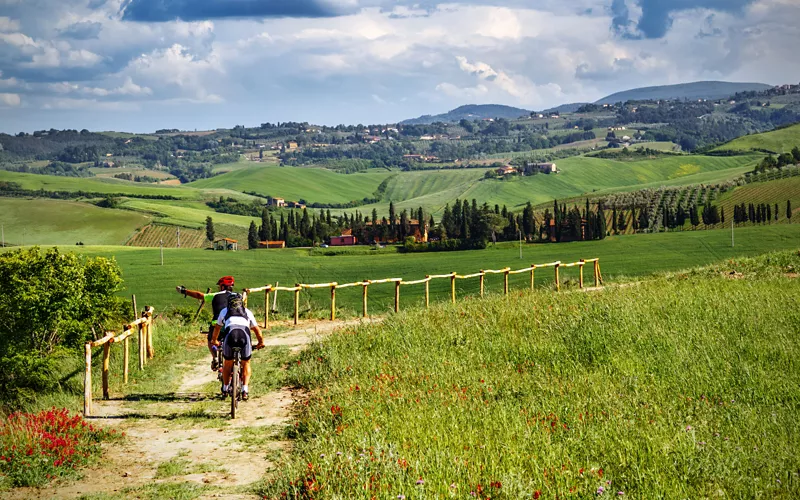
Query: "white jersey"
216 308 258 331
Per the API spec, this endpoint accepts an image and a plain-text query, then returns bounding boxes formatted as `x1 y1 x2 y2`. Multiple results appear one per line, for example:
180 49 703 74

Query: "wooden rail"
83 302 155 417
242 258 602 325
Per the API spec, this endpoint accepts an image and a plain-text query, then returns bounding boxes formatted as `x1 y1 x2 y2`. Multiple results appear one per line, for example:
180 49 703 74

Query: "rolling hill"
401 104 531 125
713 123 800 153
596 81 772 104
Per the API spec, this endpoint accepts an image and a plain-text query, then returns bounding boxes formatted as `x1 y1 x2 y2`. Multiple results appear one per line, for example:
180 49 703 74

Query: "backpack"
225 293 248 321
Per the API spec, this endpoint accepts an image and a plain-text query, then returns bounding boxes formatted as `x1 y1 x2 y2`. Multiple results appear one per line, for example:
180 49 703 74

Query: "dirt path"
12 318 377 500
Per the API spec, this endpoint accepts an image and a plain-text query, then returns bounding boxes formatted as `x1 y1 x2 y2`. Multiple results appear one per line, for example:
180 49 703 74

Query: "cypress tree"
690 204 700 228
767 204 772 222
205 216 215 243
720 207 725 224
248 221 259 249
774 203 779 221
259 208 269 241
596 203 606 239
553 199 562 242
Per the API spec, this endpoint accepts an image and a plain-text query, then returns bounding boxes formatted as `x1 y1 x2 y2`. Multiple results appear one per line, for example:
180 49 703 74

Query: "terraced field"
189 164 393 204
715 176 800 222
127 224 207 248
714 123 800 153
0 198 149 245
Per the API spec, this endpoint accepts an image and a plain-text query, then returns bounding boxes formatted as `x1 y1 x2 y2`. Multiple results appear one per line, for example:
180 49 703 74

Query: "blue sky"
0 0 798 133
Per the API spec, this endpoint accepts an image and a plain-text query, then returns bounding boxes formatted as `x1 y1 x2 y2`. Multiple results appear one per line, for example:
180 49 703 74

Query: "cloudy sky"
1 0 798 133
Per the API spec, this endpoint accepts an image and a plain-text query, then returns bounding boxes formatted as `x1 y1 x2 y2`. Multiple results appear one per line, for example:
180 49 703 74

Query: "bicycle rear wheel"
230 361 239 419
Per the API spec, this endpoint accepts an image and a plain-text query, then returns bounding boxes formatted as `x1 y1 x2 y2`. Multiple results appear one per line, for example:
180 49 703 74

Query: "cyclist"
211 293 265 401
177 276 236 370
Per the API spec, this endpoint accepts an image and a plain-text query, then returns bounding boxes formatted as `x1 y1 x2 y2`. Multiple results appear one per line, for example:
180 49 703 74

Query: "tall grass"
260 251 800 498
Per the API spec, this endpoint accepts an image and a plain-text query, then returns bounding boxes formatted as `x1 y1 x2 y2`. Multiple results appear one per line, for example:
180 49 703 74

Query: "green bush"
0 247 124 409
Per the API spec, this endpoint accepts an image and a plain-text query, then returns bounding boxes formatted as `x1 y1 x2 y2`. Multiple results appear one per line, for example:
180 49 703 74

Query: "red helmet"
217 276 235 287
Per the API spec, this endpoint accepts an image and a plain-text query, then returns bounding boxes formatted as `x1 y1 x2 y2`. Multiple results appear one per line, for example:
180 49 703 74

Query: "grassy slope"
714 123 800 153
189 164 393 204
465 154 760 209
262 251 800 498
0 198 150 245
120 199 259 229
58 224 800 314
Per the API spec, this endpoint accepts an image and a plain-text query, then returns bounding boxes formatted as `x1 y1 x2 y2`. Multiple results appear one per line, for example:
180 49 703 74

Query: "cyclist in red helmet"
177 276 236 370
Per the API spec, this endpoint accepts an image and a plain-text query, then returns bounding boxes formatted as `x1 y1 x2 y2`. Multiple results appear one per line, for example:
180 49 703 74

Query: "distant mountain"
401 104 532 125
596 81 773 105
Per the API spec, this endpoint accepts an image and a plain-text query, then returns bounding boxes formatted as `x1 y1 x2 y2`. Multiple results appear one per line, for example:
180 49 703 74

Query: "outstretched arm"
176 286 205 301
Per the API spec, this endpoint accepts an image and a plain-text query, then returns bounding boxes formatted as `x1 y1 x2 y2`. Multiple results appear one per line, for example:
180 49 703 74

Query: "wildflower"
336 452 342 456
320 454 325 458
533 491 541 499
416 478 424 485
617 492 624 496
397 495 405 499
685 425 693 431
597 486 605 495
450 483 457 489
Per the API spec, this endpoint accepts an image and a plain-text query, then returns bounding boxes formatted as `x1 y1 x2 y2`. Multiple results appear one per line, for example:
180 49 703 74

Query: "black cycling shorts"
222 328 252 361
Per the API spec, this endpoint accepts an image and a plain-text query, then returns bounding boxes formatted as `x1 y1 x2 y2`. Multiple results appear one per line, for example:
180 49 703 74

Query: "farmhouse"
330 234 357 246
496 165 517 176
287 201 306 209
269 197 286 207
213 238 238 251
286 141 298 151
258 240 286 249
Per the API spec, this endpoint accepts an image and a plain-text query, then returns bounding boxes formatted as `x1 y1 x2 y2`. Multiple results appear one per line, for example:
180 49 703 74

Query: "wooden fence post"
102 341 111 400
594 260 600 287
555 263 561 292
479 271 485 297
123 332 129 384
597 260 603 285
84 343 92 417
450 273 456 304
137 317 144 371
394 280 401 313
530 265 536 291
294 285 300 325
362 282 369 318
424 277 430 309
131 295 137 323
579 260 585 288
503 269 510 296
264 289 270 329
330 284 337 321
145 306 154 359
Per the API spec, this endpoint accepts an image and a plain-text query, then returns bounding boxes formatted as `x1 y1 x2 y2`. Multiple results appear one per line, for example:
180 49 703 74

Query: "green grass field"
0 170 198 199
0 198 150 245
120 199 259 229
714 123 800 153
56 224 800 316
189 164 393 204
260 250 800 498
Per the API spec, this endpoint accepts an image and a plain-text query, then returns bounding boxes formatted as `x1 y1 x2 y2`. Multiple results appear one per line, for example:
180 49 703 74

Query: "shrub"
0 248 124 409
0 408 121 487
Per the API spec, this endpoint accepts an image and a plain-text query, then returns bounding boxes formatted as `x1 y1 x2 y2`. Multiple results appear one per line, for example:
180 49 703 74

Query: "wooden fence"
244 258 602 327
83 301 155 417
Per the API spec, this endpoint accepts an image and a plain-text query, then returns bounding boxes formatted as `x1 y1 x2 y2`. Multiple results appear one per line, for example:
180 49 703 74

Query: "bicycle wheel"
230 361 239 419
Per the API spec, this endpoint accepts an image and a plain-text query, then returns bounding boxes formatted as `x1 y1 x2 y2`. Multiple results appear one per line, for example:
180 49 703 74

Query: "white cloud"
42 97 139 111
0 93 21 107
125 44 223 102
